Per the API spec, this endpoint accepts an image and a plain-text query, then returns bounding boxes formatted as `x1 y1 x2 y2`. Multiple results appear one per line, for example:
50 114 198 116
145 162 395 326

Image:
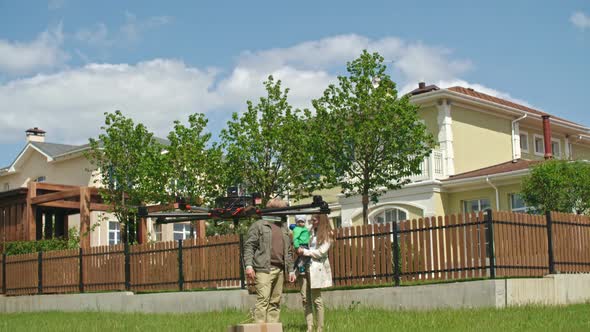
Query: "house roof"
409 83 440 96
1 136 171 174
444 159 542 181
447 86 582 127
30 142 81 158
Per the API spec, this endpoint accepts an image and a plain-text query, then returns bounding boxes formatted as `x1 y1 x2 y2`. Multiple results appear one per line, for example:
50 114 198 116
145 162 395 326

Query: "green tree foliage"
86 111 168 243
312 50 435 224
522 160 590 215
220 76 320 204
164 113 225 206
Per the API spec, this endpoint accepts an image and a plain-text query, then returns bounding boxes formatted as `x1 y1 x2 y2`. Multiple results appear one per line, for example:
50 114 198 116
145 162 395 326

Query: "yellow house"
0 128 189 246
334 84 590 227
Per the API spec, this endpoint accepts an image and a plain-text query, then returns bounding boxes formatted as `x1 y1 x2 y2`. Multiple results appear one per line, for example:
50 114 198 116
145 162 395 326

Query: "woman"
297 214 333 332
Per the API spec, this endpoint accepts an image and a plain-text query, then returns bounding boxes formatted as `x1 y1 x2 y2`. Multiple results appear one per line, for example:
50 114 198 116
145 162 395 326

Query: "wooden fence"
1 211 589 296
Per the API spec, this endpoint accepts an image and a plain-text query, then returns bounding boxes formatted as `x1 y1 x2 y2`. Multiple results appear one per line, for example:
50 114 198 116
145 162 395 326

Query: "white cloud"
0 24 68 75
224 34 473 109
0 60 222 144
0 33 528 146
75 23 111 48
75 13 172 51
48 0 65 10
571 11 590 30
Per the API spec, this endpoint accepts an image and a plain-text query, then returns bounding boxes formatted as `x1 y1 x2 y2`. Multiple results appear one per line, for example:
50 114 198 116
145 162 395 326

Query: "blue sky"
0 0 589 167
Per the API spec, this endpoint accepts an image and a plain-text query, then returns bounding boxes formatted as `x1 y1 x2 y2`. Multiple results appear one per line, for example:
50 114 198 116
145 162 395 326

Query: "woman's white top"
302 228 333 289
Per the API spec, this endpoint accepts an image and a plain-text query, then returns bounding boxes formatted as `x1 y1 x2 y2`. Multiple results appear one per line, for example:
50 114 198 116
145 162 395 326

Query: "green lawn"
1 304 589 332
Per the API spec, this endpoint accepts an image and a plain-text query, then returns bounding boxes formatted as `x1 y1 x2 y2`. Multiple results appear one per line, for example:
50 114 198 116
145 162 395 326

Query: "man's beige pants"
301 275 324 331
254 267 284 323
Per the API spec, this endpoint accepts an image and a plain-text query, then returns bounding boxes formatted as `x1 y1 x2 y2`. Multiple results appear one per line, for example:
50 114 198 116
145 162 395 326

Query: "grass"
1 304 590 332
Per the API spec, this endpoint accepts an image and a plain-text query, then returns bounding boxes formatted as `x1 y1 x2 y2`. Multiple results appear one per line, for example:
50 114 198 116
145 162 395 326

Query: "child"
293 215 311 274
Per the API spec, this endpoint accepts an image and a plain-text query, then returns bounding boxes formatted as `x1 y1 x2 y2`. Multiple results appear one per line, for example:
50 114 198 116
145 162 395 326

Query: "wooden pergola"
0 182 203 249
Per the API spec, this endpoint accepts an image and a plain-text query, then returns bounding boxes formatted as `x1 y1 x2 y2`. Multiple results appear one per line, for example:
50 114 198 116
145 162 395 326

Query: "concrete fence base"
1 274 589 313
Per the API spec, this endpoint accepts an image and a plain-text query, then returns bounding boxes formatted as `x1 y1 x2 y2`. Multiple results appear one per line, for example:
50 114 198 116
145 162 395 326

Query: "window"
331 216 342 228
2 183 8 191
510 193 534 213
35 176 46 183
109 221 121 245
173 223 191 241
519 132 529 152
534 135 545 156
154 224 162 241
372 208 407 224
551 139 561 158
463 199 491 214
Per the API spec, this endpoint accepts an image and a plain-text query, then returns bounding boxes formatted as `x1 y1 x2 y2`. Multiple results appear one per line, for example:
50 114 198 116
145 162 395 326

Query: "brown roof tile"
447 86 581 127
444 159 542 181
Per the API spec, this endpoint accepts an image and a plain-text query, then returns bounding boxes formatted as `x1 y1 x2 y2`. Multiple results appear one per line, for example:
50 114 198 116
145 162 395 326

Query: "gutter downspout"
511 114 527 162
486 176 500 210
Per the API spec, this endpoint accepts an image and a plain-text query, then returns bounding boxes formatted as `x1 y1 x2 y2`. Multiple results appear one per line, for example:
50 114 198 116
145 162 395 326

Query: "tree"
521 160 590 215
164 113 225 206
220 76 320 205
312 50 435 224
87 111 168 243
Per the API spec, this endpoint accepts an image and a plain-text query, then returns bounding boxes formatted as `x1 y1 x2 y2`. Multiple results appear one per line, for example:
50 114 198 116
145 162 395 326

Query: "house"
2 84 589 242
0 128 193 246
332 84 590 227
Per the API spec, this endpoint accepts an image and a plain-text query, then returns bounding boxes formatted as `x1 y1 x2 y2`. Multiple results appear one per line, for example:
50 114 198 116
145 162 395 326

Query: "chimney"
25 127 46 143
418 82 426 89
542 115 552 159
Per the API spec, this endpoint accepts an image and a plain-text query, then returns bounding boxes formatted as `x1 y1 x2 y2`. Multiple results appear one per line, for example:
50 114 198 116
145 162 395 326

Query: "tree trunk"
362 194 369 225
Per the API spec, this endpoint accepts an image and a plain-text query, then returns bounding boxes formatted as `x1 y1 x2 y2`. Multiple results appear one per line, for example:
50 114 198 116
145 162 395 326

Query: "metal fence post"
178 239 184 291
38 251 43 294
239 234 246 289
546 211 556 274
485 210 496 279
124 242 130 291
2 253 6 294
79 248 84 293
393 221 400 286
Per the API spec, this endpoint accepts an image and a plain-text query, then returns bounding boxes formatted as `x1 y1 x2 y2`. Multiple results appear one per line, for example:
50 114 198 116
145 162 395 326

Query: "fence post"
2 253 6 294
38 251 43 294
485 210 496 279
239 234 246 289
79 248 84 293
393 221 400 286
178 239 184 291
124 242 130 291
546 211 556 274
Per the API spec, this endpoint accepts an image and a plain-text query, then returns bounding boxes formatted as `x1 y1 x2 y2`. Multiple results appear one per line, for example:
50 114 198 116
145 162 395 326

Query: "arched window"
372 208 407 224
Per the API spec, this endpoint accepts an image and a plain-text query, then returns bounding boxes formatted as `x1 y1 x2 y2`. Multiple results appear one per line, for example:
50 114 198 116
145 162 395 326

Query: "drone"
137 186 331 224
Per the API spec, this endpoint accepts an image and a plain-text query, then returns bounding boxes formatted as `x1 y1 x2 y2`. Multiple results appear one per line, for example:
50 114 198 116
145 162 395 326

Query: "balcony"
408 149 445 182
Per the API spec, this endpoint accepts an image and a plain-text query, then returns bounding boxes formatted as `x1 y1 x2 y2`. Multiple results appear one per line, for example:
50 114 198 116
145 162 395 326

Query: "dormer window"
34 176 46 183
519 131 529 153
551 139 561 158
534 135 545 156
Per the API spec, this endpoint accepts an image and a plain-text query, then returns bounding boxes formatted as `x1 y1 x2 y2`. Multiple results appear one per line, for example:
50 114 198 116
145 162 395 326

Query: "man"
243 198 296 323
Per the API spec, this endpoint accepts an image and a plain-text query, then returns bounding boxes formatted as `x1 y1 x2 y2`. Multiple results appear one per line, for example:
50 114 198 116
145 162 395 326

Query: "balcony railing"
408 149 445 182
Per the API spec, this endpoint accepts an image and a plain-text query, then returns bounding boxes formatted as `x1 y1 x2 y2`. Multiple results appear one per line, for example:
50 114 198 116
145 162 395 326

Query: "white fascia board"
7 144 53 172
411 90 590 133
442 169 530 190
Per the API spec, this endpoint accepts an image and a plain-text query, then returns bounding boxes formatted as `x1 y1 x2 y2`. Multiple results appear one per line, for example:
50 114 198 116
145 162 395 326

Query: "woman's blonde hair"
313 214 334 245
